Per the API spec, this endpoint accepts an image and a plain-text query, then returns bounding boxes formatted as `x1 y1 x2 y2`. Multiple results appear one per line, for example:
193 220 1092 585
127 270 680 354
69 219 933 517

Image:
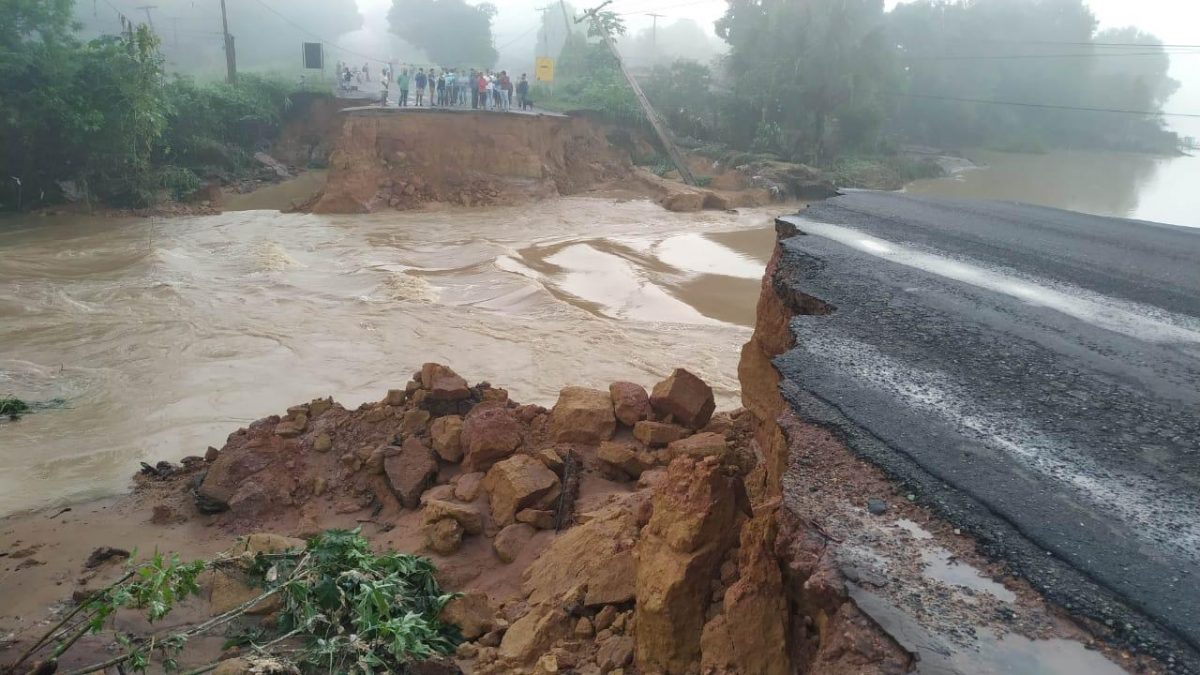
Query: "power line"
496 23 541 50
886 91 1200 119
903 51 1200 61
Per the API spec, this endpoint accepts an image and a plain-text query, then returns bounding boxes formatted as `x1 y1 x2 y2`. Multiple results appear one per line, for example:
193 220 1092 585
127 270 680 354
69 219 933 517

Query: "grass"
1 397 30 420
825 155 945 190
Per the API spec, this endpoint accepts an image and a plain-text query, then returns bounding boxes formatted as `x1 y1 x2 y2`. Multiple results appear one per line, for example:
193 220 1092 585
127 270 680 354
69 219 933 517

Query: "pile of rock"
189 364 787 674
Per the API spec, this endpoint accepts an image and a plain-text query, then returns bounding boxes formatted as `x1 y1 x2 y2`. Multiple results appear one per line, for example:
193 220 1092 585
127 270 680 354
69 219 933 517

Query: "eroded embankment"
309 110 635 213
743 220 1166 674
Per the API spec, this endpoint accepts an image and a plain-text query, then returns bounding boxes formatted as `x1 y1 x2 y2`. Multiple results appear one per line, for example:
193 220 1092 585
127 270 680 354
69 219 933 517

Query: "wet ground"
0 197 777 515
776 192 1200 670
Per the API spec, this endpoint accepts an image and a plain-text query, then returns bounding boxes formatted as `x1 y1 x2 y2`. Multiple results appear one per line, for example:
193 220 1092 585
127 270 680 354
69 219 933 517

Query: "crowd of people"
387 67 532 112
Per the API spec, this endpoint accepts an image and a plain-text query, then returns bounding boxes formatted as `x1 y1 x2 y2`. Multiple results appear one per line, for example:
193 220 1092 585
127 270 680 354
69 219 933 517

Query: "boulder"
430 415 464 462
461 404 523 472
311 432 333 453
597 442 655 480
609 382 651 426
439 591 499 640
454 472 485 501
632 420 687 447
667 432 728 464
516 508 556 530
385 389 407 406
384 436 438 509
423 517 464 555
596 636 635 672
420 484 456 505
649 369 715 430
401 408 431 435
494 523 536 563
550 387 616 445
523 503 639 608
422 499 484 535
420 363 471 401
635 457 742 674
498 603 571 664
535 447 564 473
484 455 561 526
208 534 305 616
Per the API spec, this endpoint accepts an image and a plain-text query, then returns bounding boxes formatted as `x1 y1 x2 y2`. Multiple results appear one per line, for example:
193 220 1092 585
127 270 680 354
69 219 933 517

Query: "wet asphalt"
774 192 1200 670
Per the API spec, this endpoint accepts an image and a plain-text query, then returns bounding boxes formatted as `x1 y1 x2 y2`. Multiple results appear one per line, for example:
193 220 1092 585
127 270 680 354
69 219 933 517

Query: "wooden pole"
220 0 237 84
579 3 697 186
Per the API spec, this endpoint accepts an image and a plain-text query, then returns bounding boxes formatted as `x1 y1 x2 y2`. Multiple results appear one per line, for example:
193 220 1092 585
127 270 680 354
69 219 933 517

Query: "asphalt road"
775 192 1200 669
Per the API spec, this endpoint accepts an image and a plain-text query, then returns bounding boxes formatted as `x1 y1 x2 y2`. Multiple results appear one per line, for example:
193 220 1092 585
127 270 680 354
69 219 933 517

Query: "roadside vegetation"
7 529 459 675
0 1 323 211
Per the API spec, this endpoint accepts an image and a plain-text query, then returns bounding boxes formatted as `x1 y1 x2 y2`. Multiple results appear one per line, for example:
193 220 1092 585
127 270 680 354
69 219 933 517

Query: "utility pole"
135 5 157 30
220 0 238 84
646 12 663 48
578 2 697 186
558 0 573 34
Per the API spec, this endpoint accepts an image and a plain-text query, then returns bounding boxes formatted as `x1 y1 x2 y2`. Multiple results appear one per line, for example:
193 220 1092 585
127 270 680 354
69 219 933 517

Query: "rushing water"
904 148 1200 228
0 198 777 515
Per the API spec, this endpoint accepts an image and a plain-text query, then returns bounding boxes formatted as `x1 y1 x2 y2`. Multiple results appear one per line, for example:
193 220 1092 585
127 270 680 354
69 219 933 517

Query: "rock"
422 499 484 535
423 517 463 555
385 388 407 406
699 505 790 675
430 415 464 462
593 605 618 631
632 420 687 447
274 415 306 437
207 534 305 616
533 654 560 675
550 387 616 445
575 616 595 638
649 369 716 430
84 547 130 569
597 442 654 480
483 454 561 526
212 658 252 675
609 382 651 426
253 151 291 179
420 484 456 504
439 591 499 640
461 404 523 472
666 432 729 464
365 445 393 474
867 498 888 515
401 408 432 435
204 446 220 462
454 472 485 501
498 603 571 664
312 433 332 453
596 636 635 672
535 447 564 473
421 363 472 401
523 503 639 608
309 397 333 418
494 523 536 563
478 630 503 648
635 457 742 673
456 642 479 659
516 404 546 423
384 437 439 508
516 508 556 530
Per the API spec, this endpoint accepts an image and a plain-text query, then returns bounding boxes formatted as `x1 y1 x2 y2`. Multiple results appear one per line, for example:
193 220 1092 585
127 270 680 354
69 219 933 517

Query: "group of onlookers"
389 68 532 112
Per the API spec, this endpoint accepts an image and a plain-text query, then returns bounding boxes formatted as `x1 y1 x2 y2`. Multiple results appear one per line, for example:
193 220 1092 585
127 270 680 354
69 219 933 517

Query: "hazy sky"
354 0 1200 130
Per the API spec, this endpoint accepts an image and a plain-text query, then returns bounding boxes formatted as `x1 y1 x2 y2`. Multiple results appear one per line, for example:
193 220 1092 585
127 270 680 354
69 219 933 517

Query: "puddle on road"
921 548 1016 603
952 628 1128 675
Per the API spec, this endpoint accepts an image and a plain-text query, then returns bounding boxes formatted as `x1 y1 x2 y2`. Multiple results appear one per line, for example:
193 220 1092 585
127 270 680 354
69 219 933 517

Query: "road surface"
775 192 1200 669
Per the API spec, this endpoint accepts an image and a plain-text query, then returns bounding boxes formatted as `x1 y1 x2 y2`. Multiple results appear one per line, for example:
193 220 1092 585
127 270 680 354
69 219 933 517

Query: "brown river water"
0 197 778 515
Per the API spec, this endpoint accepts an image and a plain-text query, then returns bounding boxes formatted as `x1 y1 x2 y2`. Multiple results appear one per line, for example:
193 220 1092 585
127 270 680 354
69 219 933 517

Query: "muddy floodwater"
0 198 778 515
904 148 1200 228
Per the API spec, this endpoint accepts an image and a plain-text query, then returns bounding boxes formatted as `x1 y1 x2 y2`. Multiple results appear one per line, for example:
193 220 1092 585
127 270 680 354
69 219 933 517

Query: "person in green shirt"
397 69 410 107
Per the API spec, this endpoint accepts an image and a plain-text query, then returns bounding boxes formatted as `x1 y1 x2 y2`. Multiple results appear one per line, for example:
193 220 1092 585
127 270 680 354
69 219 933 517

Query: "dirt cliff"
310 110 635 213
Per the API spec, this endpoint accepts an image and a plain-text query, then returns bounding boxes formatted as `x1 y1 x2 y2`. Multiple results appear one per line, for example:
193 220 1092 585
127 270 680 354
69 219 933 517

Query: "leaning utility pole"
220 0 237 84
646 12 663 47
135 5 157 30
578 2 697 186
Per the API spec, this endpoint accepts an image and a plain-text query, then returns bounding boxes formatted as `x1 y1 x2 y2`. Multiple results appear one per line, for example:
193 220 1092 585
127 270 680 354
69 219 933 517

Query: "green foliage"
826 155 944 190
585 10 626 39
388 0 498 67
261 528 460 672
0 397 31 419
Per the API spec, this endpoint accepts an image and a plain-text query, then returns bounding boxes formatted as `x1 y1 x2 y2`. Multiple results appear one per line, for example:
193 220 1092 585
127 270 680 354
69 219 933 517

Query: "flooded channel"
0 198 778 515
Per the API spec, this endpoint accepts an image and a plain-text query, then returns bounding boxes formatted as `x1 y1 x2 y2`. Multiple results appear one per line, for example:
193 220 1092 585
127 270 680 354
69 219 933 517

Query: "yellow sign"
535 57 555 83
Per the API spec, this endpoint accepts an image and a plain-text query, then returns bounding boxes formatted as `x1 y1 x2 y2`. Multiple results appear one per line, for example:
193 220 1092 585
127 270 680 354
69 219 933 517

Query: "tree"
388 0 497 67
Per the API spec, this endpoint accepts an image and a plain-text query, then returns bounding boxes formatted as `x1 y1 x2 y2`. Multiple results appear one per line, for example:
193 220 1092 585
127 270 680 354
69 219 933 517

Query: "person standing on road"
437 71 447 106
397 69 410 107
414 68 427 106
500 71 513 111
363 63 370 82
477 71 489 110
516 74 529 111
428 70 437 107
470 69 479 109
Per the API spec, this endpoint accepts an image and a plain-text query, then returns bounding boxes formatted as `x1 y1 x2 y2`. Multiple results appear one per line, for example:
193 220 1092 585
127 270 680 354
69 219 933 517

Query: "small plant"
7 529 458 675
0 397 30 420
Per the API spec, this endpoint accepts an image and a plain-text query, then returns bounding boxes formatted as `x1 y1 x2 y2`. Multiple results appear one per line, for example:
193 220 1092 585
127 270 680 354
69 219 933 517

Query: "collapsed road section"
772 192 1200 671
